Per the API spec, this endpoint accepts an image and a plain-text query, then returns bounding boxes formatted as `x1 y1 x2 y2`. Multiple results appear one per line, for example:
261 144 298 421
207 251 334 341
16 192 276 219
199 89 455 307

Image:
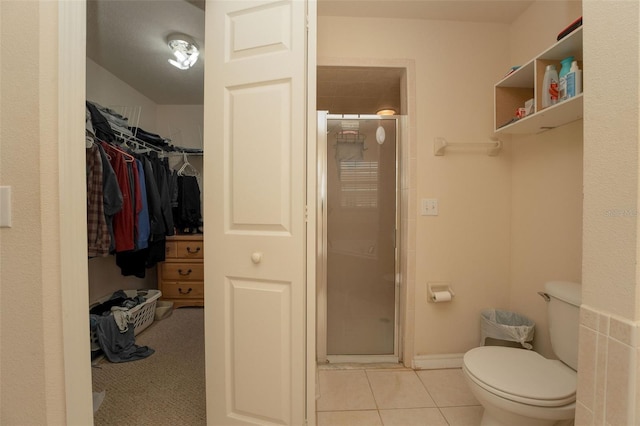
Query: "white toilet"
462 281 581 426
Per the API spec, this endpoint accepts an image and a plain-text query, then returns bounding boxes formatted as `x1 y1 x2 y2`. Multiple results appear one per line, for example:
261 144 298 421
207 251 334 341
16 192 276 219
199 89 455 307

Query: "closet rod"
113 129 202 156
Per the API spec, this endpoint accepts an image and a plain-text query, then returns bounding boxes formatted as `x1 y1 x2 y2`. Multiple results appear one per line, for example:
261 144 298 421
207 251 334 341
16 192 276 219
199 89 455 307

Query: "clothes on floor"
92 314 154 363
110 307 131 333
90 290 154 362
89 290 146 316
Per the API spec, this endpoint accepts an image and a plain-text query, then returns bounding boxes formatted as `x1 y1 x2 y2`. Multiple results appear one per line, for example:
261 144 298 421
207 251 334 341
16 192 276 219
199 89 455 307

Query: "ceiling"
317 66 404 115
86 0 534 109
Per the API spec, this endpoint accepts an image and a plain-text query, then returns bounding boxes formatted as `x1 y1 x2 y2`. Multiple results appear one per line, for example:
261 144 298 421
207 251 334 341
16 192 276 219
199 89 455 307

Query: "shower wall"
326 118 397 355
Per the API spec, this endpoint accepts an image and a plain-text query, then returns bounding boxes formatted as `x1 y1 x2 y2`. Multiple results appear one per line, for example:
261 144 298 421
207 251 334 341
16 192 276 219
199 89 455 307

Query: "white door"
203 0 310 425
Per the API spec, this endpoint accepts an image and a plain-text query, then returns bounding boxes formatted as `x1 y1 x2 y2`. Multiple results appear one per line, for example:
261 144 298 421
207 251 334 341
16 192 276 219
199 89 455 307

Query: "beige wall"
577 0 640 424
2 0 639 424
319 0 584 360
319 16 514 356
508 1 583 358
156 105 203 149
87 58 158 130
0 2 68 424
508 1 583 65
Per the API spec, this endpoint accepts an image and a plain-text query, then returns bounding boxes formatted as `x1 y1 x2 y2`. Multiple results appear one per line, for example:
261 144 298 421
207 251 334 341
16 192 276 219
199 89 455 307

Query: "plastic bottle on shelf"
542 64 559 108
566 60 582 99
558 56 574 101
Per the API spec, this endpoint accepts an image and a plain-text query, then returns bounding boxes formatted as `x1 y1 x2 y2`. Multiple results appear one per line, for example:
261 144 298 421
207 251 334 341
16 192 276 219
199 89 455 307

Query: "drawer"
161 282 204 299
165 241 178 258
177 241 204 259
160 263 204 281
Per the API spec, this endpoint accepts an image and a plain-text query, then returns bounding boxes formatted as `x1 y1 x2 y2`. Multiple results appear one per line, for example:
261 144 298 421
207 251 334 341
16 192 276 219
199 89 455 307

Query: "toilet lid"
463 346 576 407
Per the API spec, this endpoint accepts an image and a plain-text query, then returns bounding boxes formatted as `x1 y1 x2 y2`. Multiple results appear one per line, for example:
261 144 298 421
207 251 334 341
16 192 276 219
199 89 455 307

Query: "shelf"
496 94 583 134
494 26 583 134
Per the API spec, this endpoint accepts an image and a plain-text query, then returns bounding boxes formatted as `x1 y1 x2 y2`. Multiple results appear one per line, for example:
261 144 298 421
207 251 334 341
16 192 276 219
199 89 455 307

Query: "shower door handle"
251 252 263 264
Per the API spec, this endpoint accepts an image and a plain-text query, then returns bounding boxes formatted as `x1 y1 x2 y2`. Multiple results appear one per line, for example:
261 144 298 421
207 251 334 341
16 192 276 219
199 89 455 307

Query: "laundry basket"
90 289 161 352
480 309 535 349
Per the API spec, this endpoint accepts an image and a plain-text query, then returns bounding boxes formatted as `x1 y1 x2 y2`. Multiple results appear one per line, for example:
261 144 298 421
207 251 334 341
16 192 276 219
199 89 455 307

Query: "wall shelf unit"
494 26 583 134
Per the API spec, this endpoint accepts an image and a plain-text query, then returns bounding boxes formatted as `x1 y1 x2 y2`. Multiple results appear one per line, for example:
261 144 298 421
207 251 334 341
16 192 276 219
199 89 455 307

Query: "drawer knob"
178 268 193 276
186 246 201 254
251 252 262 264
178 287 193 295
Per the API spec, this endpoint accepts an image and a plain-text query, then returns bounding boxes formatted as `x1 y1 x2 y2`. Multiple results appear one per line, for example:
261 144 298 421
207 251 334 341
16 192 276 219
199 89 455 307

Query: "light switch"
421 198 439 216
0 186 12 227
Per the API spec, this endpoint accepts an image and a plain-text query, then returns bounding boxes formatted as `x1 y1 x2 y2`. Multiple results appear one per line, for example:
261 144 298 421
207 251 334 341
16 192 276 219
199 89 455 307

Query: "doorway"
319 114 400 362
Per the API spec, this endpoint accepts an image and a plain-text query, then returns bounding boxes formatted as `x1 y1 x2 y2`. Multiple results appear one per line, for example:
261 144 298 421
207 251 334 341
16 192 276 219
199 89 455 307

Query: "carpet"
92 307 206 425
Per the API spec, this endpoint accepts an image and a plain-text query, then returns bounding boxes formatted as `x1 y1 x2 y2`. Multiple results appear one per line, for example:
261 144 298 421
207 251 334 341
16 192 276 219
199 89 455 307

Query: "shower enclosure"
317 112 399 362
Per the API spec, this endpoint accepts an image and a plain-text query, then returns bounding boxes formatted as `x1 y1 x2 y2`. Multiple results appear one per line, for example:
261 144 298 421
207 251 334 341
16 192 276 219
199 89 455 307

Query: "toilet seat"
463 346 576 407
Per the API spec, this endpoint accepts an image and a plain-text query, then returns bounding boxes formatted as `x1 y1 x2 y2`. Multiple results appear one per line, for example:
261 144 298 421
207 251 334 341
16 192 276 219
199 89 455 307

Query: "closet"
86 0 206 423
86 0 205 303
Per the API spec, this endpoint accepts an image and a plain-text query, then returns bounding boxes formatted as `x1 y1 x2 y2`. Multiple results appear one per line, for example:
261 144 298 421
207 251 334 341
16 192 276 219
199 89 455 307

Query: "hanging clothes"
141 155 167 267
114 158 153 278
101 141 135 252
135 159 151 250
86 143 111 257
87 101 115 143
129 157 143 249
175 175 202 233
149 153 175 237
96 143 123 253
86 100 206 277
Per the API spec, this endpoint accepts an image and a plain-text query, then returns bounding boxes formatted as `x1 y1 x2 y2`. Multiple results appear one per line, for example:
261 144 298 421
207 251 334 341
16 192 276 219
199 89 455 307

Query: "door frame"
59 0 94 423
316 58 417 368
318 113 402 364
58 0 319 424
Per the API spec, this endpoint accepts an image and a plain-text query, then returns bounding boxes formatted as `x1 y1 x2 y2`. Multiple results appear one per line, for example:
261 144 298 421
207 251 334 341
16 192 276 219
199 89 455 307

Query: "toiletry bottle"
558 56 574 101
542 64 559 108
566 60 582 99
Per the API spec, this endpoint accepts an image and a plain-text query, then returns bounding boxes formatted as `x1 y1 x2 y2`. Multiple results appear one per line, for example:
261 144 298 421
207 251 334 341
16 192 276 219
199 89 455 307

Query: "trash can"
480 309 535 349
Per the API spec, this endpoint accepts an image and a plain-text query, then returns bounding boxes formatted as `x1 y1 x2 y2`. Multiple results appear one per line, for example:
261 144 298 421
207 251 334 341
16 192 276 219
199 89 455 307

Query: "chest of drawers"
158 234 204 308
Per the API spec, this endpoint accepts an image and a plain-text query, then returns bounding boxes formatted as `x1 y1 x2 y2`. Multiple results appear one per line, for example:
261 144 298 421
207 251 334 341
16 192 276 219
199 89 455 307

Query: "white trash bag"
480 309 535 350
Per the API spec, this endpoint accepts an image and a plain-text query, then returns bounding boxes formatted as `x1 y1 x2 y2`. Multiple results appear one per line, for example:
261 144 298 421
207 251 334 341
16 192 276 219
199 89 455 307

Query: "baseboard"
326 355 399 364
411 353 464 370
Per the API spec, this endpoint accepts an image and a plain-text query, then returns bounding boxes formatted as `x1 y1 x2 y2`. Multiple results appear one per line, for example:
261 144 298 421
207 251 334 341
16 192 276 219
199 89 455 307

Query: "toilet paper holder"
427 282 455 303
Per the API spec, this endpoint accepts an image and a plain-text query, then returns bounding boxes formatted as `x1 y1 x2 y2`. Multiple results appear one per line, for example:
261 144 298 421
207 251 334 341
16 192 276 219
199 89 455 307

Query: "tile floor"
316 366 483 426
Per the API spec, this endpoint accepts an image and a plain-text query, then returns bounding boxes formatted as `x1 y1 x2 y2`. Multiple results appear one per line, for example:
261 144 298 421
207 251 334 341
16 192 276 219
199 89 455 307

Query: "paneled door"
204 0 310 425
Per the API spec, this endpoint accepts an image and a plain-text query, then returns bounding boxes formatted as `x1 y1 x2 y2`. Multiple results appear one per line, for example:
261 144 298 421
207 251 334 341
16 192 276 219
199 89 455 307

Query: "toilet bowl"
462 281 582 426
463 346 576 426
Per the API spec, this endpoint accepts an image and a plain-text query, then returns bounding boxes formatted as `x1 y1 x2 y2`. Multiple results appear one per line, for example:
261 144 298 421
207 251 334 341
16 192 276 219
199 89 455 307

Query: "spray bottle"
542 64 559 108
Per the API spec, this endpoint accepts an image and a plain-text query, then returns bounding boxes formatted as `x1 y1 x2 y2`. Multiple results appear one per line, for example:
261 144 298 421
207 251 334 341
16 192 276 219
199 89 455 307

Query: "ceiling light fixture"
376 108 397 116
167 34 200 70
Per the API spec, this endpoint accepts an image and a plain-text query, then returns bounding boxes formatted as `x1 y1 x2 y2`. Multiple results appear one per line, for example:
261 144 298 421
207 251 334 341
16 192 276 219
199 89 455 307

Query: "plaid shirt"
87 144 111 257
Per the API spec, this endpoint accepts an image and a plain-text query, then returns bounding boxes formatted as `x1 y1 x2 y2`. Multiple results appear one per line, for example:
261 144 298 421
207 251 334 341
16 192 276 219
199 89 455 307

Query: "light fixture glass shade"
376 108 397 116
167 35 199 70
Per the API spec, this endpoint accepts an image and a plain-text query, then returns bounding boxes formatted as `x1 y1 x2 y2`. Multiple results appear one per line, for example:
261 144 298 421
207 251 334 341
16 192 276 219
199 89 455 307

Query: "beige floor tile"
439 406 484 426
317 370 377 411
366 370 436 409
317 410 383 426
416 368 479 407
379 408 448 426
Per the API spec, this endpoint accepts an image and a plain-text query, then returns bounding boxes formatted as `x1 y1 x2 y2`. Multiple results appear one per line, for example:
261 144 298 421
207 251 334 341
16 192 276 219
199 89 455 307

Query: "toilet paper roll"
432 291 452 302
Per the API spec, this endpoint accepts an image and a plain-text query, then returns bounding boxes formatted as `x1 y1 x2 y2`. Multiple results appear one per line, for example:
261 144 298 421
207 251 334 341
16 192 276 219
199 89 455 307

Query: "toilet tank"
545 281 581 370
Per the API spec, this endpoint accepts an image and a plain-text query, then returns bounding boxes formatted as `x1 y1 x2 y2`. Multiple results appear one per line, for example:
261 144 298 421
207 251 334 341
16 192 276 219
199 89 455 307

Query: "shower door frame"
317 111 401 364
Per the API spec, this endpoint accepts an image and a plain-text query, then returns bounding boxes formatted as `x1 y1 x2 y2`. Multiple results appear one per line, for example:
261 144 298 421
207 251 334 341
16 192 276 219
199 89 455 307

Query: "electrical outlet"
421 198 439 216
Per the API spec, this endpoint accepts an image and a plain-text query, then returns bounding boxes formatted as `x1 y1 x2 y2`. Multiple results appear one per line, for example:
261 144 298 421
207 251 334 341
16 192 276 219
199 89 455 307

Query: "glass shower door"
325 117 397 356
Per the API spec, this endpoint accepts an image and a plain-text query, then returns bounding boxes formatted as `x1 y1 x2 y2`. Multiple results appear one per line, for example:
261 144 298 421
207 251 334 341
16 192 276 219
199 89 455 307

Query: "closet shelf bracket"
433 137 502 157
